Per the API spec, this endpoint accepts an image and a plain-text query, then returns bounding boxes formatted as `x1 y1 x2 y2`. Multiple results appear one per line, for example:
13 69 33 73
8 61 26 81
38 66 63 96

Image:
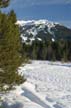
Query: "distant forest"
22 39 71 62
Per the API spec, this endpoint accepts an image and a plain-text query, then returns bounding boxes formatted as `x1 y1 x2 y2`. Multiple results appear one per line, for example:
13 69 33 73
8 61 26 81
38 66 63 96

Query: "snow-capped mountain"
16 20 71 44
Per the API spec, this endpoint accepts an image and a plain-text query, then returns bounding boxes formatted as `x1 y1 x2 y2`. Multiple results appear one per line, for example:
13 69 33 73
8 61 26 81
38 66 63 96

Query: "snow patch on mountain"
16 19 59 29
16 20 61 44
16 19 71 44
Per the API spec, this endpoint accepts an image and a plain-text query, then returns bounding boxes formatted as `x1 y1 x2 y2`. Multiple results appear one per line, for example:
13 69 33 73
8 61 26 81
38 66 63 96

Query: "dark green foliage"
22 39 71 62
0 11 25 88
53 24 71 40
0 0 10 8
0 106 3 108
8 10 17 23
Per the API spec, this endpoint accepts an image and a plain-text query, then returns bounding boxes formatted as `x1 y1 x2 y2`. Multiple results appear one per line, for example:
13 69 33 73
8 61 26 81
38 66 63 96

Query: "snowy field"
1 61 71 108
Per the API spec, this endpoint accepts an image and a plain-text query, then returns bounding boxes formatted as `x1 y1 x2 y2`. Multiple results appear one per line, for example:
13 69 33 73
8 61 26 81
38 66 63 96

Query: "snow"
37 38 42 41
16 19 59 28
52 38 55 42
3 85 9 90
16 20 35 26
17 20 58 35
17 19 61 44
20 35 28 42
1 61 71 108
26 27 38 37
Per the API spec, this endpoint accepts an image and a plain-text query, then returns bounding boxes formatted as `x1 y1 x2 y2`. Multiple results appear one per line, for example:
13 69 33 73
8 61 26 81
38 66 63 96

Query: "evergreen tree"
46 41 53 60
32 41 39 59
51 41 57 61
37 42 47 60
0 11 25 87
62 40 68 62
0 0 10 8
0 1 26 89
8 10 17 23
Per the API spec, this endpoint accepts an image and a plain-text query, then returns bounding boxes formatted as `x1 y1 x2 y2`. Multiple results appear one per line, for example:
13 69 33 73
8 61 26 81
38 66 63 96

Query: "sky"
2 0 71 28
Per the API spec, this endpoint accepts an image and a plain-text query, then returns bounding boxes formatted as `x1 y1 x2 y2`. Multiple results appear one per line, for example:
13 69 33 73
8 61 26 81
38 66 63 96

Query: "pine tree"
0 0 10 8
8 10 17 23
0 11 25 87
37 42 47 60
46 41 53 60
0 2 26 89
32 42 37 59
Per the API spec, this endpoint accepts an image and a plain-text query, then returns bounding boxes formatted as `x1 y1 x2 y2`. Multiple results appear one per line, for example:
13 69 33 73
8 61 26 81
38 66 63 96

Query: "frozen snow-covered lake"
1 61 71 108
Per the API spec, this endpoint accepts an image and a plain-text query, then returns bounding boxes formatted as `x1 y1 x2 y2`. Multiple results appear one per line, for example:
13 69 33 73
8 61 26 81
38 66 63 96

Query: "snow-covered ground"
1 61 71 108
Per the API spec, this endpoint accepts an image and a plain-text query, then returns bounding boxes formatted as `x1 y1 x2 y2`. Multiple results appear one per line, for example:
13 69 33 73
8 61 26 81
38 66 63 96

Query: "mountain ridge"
16 19 71 44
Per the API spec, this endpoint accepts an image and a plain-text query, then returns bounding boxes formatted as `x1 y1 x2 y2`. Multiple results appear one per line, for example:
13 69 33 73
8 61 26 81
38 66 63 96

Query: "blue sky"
2 0 71 28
